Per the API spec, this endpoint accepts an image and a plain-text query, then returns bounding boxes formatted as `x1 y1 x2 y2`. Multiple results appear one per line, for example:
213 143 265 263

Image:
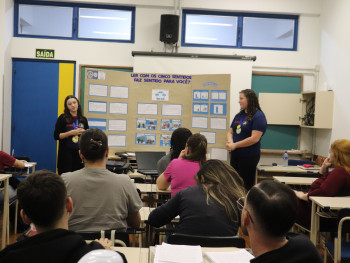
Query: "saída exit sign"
35 49 55 59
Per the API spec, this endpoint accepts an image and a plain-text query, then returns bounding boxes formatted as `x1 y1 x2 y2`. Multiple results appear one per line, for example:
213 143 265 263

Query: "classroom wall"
1 0 323 153
0 1 4 150
315 0 350 156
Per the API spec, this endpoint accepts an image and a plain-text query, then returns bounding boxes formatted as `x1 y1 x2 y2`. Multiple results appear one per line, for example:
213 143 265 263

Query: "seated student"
0 170 126 263
62 128 142 231
156 133 207 197
294 139 350 227
148 160 246 236
157 127 192 175
241 181 322 263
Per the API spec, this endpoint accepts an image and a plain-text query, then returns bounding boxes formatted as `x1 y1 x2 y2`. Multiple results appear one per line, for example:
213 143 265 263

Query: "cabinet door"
314 91 334 128
259 93 302 125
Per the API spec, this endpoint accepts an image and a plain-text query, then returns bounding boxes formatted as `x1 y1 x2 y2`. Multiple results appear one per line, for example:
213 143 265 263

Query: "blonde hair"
195 160 246 223
331 139 350 173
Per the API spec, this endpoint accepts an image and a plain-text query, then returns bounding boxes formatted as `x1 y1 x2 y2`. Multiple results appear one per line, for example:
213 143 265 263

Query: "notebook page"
154 243 203 263
204 249 254 263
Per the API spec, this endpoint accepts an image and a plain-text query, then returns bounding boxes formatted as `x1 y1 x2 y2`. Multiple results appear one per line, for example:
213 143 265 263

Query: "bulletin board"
83 68 230 161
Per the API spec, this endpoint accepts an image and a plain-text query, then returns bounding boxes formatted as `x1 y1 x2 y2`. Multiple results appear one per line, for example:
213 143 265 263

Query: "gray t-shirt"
62 168 143 232
157 152 172 175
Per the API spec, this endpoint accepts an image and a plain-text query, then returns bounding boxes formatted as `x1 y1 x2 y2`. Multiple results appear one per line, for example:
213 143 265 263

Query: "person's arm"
13 159 25 169
226 128 234 143
147 192 181 227
157 173 171 190
126 211 141 229
226 130 263 151
319 157 332 175
294 190 308 201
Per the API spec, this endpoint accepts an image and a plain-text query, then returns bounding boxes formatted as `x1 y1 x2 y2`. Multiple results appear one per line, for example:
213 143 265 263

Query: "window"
182 10 298 51
15 0 135 43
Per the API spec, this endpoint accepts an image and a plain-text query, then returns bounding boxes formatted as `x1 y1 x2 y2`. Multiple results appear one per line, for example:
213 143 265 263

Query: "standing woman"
226 89 267 190
54 95 89 175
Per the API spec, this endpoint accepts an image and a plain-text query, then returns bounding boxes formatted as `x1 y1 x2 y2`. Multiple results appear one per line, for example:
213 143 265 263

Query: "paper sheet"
88 118 107 130
192 117 208 129
211 92 219 100
88 101 107 113
89 84 108 97
110 86 129 99
137 103 158 115
110 102 128 114
152 89 169 101
210 118 227 130
211 148 228 161
162 104 182 116
219 92 227 100
200 131 216 144
108 119 127 131
154 243 202 263
204 250 254 263
108 135 126 147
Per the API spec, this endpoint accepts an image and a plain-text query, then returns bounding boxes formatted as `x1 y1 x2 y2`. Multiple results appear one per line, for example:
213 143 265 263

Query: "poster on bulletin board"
83 69 230 161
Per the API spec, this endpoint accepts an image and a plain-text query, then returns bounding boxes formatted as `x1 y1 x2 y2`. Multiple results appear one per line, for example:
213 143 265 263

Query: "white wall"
1 0 323 153
315 0 350 156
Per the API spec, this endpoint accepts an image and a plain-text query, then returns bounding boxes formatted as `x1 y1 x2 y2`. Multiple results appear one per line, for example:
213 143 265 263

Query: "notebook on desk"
135 151 166 176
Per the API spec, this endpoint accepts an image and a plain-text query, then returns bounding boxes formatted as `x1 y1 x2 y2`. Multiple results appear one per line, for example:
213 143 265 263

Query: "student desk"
112 247 149 263
256 165 319 184
24 162 37 174
309 196 350 245
136 183 171 194
0 174 12 249
273 176 316 185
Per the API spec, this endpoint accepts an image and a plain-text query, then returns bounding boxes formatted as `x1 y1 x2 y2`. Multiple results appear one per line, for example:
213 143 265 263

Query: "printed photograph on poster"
135 133 156 145
211 148 228 161
136 118 146 129
160 134 171 147
86 70 106 80
108 135 126 147
193 90 209 101
210 117 227 130
89 84 108 97
193 103 209 114
161 119 182 131
210 103 227 116
110 102 128 114
88 118 107 131
137 103 158 115
108 119 127 131
200 131 216 144
162 104 182 116
137 118 157 130
88 101 107 113
192 117 208 129
152 89 169 101
211 90 227 102
110 86 129 99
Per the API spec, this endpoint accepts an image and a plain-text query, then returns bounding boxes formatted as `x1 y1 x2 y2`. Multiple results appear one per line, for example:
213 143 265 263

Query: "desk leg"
2 178 9 249
255 168 258 185
310 200 317 245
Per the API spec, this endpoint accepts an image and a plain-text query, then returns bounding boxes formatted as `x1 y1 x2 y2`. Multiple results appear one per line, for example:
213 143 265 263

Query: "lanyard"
72 118 79 130
239 114 245 126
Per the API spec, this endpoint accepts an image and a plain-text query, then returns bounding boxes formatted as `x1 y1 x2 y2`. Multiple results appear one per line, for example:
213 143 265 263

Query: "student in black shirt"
240 181 322 263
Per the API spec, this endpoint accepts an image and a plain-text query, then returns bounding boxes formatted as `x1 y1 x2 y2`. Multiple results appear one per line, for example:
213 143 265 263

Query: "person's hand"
226 142 237 152
320 157 332 174
71 128 85 136
96 238 113 249
294 190 308 201
179 149 186 159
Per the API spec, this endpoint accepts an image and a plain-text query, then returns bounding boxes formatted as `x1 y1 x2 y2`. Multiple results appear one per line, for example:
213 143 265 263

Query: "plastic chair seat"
325 241 350 260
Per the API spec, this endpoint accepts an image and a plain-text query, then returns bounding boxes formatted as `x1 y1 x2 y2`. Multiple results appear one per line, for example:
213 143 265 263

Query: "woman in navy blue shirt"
226 89 267 190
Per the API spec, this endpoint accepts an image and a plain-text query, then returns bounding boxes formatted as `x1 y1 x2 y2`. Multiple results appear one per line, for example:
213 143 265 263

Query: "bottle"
283 151 289 167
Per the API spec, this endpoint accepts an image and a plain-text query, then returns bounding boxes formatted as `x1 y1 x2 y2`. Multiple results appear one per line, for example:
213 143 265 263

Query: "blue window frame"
14 0 135 43
182 10 298 51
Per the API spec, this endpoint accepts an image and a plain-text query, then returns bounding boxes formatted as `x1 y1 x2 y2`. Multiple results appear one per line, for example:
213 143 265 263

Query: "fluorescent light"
80 15 126 20
187 36 217 41
93 31 129 35
190 22 233 27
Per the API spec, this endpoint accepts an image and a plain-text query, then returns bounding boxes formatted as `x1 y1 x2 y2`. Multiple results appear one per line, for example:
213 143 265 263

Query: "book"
297 164 320 170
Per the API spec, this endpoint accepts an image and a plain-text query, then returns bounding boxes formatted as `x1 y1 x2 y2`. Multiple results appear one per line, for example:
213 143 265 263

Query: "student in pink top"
157 133 207 197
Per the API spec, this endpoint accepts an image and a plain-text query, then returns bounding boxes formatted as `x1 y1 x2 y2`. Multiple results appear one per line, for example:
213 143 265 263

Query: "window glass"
78 8 132 40
18 4 73 37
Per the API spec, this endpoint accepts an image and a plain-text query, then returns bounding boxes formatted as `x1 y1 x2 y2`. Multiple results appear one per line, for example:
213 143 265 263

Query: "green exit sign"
36 49 55 58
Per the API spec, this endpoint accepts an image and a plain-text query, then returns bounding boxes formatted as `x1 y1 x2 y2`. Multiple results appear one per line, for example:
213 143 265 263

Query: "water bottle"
283 151 289 167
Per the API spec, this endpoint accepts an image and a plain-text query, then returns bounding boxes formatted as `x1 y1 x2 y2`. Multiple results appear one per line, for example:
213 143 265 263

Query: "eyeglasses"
236 197 254 224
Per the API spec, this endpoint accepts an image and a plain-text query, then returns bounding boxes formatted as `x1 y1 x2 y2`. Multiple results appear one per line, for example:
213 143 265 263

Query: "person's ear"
105 147 109 158
242 209 250 226
66 197 73 213
20 209 32 225
79 150 84 161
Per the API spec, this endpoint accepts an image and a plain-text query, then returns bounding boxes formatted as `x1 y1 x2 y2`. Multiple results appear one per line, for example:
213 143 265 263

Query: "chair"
288 159 314 166
324 208 350 263
76 230 130 247
167 233 246 248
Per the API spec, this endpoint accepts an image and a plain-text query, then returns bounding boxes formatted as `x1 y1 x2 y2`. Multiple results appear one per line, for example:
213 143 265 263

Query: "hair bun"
89 138 103 149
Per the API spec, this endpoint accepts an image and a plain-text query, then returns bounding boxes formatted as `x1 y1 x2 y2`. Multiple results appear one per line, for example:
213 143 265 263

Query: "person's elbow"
156 174 169 190
14 160 25 169
127 211 141 229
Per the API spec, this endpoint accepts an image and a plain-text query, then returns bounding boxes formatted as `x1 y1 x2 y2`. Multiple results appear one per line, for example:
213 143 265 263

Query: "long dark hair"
63 95 85 123
182 133 207 165
79 128 108 161
238 89 262 121
170 128 192 160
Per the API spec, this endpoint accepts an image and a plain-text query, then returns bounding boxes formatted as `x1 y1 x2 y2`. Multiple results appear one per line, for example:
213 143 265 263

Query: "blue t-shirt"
230 110 267 158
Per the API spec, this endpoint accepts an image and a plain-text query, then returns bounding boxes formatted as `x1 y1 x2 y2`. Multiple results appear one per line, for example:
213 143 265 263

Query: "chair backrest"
288 159 314 166
76 230 130 247
338 208 350 234
284 172 318 178
167 233 245 248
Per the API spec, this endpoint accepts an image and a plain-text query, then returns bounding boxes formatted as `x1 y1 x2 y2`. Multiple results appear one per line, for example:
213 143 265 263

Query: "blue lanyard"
239 114 245 126
72 119 79 129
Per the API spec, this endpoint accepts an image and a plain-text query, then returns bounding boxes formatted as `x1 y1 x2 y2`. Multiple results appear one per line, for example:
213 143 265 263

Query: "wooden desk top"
273 176 316 185
309 196 350 210
0 174 12 181
136 183 171 194
257 165 319 173
112 247 149 263
140 207 155 222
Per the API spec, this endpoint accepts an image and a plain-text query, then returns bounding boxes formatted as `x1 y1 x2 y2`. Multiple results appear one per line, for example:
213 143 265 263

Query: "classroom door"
11 59 75 171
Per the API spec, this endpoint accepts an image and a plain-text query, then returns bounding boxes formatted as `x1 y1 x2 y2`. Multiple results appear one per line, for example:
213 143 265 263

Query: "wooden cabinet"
259 91 334 129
